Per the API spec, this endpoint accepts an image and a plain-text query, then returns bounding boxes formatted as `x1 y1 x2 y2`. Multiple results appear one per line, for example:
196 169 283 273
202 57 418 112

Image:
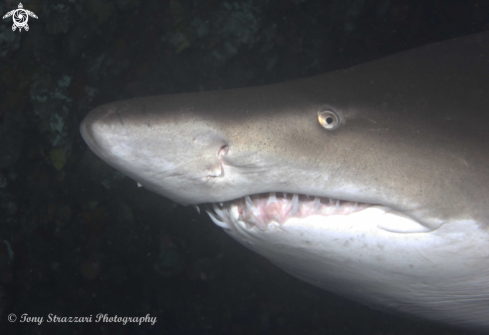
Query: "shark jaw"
203 192 435 234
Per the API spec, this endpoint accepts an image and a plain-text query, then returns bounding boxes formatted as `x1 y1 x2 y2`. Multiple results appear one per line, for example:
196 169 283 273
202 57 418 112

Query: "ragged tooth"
223 207 231 220
255 219 269 231
244 222 254 229
335 199 340 211
283 192 287 198
329 198 334 205
205 210 230 229
270 213 282 225
245 195 254 211
353 202 358 211
313 197 321 211
266 192 277 206
291 193 299 215
213 203 224 219
193 205 201 214
229 207 240 226
220 202 223 207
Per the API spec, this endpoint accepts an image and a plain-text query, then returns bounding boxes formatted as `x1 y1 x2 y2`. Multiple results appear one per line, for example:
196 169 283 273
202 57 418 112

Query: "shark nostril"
205 145 228 179
218 145 229 157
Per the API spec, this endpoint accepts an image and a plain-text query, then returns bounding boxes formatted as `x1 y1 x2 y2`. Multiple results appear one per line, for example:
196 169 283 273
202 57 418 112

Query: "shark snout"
80 104 113 154
80 98 236 205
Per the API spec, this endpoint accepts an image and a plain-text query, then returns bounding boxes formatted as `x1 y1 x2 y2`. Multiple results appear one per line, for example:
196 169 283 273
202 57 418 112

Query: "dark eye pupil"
326 117 334 124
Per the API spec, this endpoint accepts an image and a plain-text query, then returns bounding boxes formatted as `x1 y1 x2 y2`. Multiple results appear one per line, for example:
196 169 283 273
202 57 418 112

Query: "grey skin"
81 32 489 331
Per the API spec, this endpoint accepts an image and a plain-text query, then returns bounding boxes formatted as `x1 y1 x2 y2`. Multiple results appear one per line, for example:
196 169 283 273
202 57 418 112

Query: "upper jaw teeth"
202 192 369 231
266 192 277 206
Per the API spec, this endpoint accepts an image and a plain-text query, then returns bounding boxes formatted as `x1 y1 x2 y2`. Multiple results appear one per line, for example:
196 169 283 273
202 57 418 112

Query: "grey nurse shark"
80 32 489 331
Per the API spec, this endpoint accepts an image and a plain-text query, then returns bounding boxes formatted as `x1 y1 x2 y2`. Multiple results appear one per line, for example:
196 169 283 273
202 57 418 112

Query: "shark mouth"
203 192 371 231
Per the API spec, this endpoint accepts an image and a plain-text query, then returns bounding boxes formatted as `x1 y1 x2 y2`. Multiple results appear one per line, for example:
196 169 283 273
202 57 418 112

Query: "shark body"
81 32 489 330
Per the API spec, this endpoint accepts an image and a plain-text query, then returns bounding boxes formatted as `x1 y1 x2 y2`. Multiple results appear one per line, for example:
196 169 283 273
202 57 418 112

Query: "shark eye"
318 110 340 130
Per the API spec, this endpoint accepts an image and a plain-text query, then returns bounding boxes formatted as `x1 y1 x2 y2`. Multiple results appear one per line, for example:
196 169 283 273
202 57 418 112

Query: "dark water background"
0 0 488 334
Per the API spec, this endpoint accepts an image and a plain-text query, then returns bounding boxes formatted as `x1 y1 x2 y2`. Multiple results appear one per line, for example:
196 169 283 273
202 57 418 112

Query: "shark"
80 31 489 331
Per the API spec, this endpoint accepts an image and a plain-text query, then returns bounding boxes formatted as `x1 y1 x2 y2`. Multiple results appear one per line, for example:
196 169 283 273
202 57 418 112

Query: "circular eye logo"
2 3 38 32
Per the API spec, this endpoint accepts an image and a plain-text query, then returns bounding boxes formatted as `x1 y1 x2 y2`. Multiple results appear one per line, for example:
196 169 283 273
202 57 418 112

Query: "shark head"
81 32 489 331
